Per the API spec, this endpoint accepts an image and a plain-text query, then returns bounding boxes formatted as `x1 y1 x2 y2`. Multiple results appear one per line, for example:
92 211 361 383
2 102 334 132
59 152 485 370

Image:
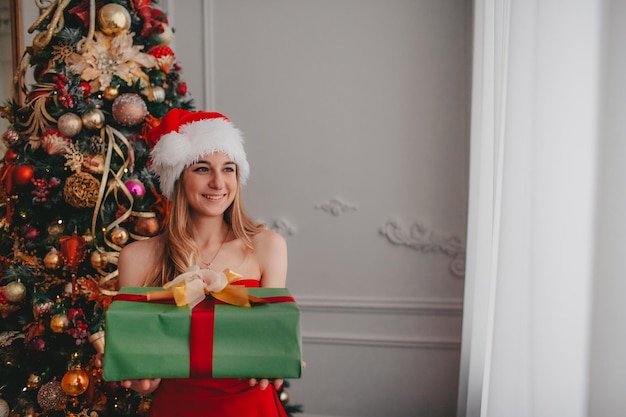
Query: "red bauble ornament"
59 232 87 274
12 164 34 186
79 81 91 96
4 149 18 163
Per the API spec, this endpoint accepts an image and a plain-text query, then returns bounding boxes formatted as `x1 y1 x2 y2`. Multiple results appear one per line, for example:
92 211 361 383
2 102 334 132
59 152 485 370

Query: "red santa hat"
147 108 250 200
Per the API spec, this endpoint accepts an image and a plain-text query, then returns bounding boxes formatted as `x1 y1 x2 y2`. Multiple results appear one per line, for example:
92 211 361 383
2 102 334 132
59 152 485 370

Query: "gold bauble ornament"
44 248 63 270
110 227 130 246
61 368 90 396
81 109 105 130
111 93 148 126
103 85 120 101
134 216 160 237
98 4 131 36
37 381 67 411
50 313 69 333
27 373 43 389
57 113 83 137
143 86 165 103
90 250 108 269
63 172 100 208
4 280 26 303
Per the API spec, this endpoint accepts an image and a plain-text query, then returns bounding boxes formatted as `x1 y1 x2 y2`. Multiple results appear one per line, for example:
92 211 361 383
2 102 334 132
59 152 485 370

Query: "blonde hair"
145 166 265 287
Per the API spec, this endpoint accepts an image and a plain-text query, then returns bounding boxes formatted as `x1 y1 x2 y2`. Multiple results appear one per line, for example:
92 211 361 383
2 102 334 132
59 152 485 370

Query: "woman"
117 108 289 417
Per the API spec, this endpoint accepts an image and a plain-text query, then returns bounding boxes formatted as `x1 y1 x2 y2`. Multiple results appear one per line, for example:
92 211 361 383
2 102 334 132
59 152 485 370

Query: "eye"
192 166 209 172
223 165 236 173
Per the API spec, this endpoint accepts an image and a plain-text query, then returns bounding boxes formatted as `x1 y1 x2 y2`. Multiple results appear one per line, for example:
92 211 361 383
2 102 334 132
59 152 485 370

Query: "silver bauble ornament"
57 113 83 137
0 397 8 417
143 86 166 103
4 280 26 303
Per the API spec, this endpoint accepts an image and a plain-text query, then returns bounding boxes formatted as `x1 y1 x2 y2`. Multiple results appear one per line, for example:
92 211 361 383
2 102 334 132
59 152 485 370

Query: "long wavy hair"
144 166 265 287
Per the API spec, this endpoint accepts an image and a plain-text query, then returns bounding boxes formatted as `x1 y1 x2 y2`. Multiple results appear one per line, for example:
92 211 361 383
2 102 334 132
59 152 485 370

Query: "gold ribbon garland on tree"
10 0 162 297
89 126 134 295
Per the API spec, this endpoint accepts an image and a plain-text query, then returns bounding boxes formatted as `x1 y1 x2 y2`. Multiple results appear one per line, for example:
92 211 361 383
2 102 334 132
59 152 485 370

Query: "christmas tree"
0 1 190 415
0 1 302 416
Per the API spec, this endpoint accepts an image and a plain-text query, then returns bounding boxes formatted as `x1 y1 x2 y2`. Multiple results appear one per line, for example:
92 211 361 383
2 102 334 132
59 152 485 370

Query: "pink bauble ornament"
28 336 47 353
2 129 21 146
125 178 146 197
112 94 148 126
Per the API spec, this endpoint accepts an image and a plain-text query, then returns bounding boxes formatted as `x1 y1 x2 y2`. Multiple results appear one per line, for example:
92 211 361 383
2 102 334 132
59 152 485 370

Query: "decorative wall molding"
379 219 466 278
267 218 297 237
296 295 463 316
315 197 358 216
302 331 461 350
0 3 9 35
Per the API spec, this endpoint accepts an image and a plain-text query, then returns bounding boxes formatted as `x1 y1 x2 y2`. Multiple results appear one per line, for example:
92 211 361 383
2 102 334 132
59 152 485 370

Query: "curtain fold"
459 1 603 416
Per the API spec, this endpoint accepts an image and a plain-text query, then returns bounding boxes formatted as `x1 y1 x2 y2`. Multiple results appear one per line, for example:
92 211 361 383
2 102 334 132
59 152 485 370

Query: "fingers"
120 378 161 395
259 379 270 390
248 378 283 390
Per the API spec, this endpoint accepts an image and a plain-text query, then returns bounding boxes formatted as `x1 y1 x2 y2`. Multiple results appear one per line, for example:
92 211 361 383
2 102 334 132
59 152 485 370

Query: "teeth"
204 195 222 200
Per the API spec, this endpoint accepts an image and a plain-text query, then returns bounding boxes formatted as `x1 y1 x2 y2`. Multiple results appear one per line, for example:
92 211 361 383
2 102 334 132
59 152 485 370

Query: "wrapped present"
102 275 302 381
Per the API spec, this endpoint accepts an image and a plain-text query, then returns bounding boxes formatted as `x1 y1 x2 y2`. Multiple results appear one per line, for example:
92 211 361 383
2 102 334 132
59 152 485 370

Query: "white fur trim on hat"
149 114 249 200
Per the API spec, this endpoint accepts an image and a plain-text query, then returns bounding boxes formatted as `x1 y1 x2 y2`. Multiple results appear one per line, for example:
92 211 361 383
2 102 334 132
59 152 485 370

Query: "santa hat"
148 108 250 200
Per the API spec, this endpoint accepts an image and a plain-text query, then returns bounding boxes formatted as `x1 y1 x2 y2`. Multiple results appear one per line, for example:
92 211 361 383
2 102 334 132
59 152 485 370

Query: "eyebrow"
194 159 237 166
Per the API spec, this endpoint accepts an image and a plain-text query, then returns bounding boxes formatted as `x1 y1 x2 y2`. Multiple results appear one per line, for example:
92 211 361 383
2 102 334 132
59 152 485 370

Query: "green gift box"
102 287 302 381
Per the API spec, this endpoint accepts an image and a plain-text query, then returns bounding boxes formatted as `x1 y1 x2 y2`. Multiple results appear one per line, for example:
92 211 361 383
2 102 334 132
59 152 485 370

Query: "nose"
209 171 224 189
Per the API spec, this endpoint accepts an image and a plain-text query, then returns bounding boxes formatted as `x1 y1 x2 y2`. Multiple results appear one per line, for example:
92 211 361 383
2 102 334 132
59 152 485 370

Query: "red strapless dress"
147 279 288 417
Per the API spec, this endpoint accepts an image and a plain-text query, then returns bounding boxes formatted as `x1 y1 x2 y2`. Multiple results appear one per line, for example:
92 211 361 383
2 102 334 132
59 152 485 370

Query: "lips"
203 194 225 200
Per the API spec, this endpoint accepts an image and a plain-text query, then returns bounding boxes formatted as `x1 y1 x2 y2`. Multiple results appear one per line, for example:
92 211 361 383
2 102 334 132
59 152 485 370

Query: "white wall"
167 1 471 416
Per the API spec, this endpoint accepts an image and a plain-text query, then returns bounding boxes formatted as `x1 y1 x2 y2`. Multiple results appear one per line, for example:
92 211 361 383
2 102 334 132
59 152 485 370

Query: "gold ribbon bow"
147 268 251 308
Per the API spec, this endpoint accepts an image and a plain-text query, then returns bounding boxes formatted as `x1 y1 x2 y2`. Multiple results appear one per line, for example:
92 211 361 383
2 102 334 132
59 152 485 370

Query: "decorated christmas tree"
0 1 302 416
0 1 190 415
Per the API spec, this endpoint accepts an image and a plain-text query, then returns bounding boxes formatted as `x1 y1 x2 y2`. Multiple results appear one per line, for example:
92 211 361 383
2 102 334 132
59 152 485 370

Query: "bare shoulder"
252 229 287 252
117 236 162 287
252 229 288 288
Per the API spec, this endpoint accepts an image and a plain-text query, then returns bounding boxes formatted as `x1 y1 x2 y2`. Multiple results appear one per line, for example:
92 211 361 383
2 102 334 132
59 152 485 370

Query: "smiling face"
181 152 239 220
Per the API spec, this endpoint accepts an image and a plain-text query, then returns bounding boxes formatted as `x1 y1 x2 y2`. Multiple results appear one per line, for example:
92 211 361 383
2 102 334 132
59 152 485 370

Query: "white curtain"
457 1 604 416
